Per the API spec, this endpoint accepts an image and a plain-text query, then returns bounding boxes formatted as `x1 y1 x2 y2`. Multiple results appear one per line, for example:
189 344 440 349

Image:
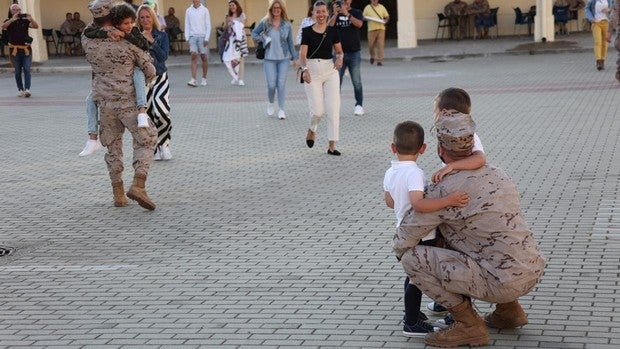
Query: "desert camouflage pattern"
84 37 157 183
393 164 546 308
99 105 157 182
435 110 475 156
84 38 155 108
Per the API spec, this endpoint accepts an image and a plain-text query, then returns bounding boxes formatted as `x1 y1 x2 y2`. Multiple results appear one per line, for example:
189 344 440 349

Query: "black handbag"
255 41 265 60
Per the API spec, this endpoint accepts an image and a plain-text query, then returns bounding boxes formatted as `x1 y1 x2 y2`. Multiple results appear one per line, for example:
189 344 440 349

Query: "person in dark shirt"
329 0 365 116
1 3 39 97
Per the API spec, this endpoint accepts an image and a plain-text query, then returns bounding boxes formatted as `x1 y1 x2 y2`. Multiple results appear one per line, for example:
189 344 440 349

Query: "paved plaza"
0 36 619 348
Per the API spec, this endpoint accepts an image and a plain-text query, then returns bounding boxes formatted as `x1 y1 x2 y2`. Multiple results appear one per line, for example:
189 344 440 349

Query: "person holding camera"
1 3 39 97
329 0 364 116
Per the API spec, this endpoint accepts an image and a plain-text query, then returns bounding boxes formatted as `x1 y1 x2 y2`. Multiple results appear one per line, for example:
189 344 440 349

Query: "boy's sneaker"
201 77 208 86
433 313 454 329
24 89 31 98
79 139 103 157
187 78 197 87
278 110 286 120
137 113 150 128
403 319 436 337
427 301 448 314
17 90 25 97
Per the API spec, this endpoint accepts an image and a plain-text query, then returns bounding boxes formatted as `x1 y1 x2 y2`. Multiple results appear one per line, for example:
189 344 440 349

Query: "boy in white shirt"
384 120 469 337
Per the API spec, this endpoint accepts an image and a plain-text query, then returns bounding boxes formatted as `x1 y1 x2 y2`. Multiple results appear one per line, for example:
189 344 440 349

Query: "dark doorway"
354 0 398 40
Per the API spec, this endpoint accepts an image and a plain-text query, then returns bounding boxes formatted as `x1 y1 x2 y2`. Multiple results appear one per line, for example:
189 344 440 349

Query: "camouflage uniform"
393 115 546 310
84 37 157 183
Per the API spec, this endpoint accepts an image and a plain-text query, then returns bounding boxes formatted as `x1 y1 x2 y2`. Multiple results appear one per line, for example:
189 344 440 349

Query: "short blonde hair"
137 4 160 31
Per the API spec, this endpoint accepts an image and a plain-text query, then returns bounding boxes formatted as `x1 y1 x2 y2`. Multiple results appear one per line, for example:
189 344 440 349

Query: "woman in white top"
228 0 247 85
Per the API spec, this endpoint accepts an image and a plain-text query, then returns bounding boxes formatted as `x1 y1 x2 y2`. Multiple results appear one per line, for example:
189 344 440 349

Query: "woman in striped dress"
137 4 172 160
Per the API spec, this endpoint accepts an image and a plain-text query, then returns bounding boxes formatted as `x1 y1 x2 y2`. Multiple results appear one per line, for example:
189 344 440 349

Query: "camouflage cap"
434 109 475 156
88 0 113 18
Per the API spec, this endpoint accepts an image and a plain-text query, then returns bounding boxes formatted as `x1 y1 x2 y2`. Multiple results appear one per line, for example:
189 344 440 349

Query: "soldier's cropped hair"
436 87 471 114
393 121 424 155
110 2 136 26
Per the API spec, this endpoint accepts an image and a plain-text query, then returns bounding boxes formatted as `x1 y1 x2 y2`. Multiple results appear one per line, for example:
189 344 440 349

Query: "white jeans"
304 59 340 142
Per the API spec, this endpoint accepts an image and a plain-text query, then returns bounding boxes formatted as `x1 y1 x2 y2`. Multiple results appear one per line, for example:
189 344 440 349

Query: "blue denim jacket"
149 29 169 75
585 0 614 21
251 19 298 61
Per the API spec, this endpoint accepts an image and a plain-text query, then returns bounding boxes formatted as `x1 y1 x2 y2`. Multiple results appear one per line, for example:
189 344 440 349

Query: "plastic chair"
55 30 68 55
513 7 532 35
488 7 499 38
435 13 455 41
42 28 57 55
167 26 184 54
244 22 256 48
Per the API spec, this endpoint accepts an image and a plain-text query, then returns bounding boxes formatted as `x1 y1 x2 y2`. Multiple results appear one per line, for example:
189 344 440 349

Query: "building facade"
2 0 569 63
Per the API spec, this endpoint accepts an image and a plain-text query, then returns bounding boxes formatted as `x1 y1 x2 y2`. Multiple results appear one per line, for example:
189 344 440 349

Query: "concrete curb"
0 47 593 74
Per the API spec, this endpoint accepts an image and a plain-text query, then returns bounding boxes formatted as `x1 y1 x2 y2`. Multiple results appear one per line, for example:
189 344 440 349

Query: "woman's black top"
301 25 340 59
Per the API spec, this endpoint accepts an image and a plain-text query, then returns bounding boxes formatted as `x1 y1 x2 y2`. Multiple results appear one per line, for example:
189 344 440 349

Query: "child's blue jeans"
85 69 147 135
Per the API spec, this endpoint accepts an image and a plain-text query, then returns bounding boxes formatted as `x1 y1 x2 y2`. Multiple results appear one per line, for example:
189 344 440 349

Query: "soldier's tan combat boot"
112 181 127 207
424 299 490 348
484 300 528 329
126 174 156 210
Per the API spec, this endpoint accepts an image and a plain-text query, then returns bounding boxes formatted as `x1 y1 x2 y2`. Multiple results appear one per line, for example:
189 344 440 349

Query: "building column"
534 0 555 42
397 0 416 48
20 0 46 62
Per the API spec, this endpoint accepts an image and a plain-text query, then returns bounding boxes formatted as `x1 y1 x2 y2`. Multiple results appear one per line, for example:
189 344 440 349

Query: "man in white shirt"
184 0 211 86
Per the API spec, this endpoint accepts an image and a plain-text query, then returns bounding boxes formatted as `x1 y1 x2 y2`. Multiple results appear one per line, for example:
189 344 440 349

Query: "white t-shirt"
383 160 436 240
472 133 484 153
594 0 609 22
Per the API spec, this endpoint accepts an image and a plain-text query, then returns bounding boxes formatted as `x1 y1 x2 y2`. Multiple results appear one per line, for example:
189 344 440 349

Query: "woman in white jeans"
299 0 344 156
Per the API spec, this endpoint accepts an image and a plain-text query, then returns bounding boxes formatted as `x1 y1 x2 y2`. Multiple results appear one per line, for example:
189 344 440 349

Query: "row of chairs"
436 8 499 41
436 7 582 41
42 28 81 56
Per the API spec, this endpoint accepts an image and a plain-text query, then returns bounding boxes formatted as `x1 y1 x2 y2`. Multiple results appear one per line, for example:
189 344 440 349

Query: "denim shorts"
188 35 209 55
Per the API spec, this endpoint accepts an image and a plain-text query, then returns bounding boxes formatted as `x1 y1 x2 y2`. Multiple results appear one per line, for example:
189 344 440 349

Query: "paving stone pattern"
0 48 618 348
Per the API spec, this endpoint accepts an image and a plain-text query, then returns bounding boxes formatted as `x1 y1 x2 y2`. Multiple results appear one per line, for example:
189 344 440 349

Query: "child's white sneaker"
237 80 245 86
79 139 103 157
137 113 150 128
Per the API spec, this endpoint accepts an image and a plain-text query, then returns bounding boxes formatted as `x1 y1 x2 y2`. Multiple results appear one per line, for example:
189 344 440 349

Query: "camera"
334 0 342 8
18 13 27 18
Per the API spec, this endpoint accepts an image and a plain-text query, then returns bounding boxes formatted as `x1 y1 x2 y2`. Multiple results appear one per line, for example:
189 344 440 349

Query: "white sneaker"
187 78 197 87
79 139 103 157
354 105 365 116
17 90 25 97
161 144 172 160
201 77 208 86
237 80 245 86
24 89 31 98
267 103 275 116
153 147 162 161
278 110 286 120
231 78 238 85
137 113 150 128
